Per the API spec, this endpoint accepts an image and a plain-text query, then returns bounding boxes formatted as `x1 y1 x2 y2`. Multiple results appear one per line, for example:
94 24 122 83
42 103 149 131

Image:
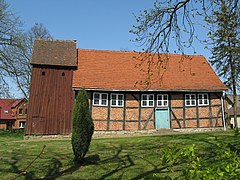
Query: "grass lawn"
0 130 240 179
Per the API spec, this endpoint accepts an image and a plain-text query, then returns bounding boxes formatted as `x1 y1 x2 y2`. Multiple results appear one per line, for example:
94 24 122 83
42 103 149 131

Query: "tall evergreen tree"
71 90 94 163
206 0 240 130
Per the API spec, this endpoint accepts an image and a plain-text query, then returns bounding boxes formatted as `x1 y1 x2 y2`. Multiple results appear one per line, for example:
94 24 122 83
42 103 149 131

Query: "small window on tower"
42 72 45 76
62 72 65 76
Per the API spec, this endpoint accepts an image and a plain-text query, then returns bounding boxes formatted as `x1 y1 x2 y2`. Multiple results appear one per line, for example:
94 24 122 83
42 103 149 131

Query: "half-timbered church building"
25 39 228 135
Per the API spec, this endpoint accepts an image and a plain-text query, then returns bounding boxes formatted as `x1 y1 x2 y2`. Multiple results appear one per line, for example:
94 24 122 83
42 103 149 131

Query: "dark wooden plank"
89 92 93 116
123 93 126 130
196 93 200 128
183 94 186 128
107 92 111 130
168 94 172 128
138 93 141 130
131 94 139 101
208 93 213 127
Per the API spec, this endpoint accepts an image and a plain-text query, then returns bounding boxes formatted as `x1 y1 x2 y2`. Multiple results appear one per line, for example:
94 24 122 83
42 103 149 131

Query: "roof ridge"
77 48 204 57
35 39 76 43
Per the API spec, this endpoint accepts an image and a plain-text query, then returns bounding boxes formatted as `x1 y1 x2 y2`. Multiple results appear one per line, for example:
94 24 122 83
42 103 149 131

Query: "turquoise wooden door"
155 108 170 129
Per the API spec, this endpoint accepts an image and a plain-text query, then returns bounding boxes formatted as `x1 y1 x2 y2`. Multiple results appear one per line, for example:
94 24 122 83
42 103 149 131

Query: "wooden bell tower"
25 39 77 135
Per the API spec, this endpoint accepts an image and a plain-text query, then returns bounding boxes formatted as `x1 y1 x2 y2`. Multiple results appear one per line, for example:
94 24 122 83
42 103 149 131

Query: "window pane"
149 101 154 106
112 100 116 105
164 95 168 100
191 95 195 99
149 95 154 100
186 95 190 99
142 95 147 100
158 101 162 106
191 100 195 105
158 95 162 100
118 100 123 106
199 94 202 99
186 101 190 105
102 94 107 100
199 99 203 105
94 100 99 105
102 100 107 105
204 94 208 99
112 94 116 100
142 100 147 106
164 101 168 106
204 100 208 104
118 95 123 100
94 93 99 99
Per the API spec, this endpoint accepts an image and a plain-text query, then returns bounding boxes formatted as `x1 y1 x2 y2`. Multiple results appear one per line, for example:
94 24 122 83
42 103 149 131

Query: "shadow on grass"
95 145 183 179
43 154 100 179
41 145 187 179
1 154 34 179
99 146 135 179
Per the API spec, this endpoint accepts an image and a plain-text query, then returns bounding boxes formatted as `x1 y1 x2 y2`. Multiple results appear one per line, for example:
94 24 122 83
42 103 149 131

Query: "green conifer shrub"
71 89 94 163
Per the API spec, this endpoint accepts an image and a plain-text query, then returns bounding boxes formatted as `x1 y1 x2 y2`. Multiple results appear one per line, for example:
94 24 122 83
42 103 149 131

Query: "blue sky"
6 0 212 97
7 0 210 55
7 0 154 51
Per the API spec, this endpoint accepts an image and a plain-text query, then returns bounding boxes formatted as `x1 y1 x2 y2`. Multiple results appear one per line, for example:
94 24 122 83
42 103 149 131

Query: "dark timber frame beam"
208 93 213 127
138 93 141 130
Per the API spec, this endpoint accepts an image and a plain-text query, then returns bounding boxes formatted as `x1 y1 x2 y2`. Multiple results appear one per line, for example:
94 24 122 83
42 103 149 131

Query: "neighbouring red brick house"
0 98 28 130
25 39 228 135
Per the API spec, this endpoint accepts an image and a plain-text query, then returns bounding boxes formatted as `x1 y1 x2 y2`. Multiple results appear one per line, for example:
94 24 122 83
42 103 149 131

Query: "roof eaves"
73 88 224 93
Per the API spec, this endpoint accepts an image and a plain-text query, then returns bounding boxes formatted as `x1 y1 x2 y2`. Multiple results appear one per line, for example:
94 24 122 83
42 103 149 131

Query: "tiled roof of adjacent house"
0 99 16 120
73 49 227 91
228 107 240 116
225 94 240 107
31 39 77 67
11 98 26 108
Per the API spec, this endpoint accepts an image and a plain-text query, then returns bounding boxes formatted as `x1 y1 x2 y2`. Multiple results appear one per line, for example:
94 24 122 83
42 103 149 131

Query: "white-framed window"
111 94 124 107
185 94 196 106
4 110 8 114
157 94 168 107
198 93 209 106
93 92 108 106
141 94 154 107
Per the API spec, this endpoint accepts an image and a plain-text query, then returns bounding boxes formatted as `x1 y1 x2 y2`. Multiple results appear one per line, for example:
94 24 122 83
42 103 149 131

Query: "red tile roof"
0 99 16 120
73 49 227 91
11 98 26 108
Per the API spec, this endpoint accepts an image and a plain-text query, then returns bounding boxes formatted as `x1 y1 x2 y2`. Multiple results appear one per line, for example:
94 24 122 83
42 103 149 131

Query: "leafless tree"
131 0 240 129
0 0 22 97
0 23 53 98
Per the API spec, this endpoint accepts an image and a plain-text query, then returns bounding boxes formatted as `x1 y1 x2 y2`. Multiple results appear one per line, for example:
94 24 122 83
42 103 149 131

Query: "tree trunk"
233 85 238 132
